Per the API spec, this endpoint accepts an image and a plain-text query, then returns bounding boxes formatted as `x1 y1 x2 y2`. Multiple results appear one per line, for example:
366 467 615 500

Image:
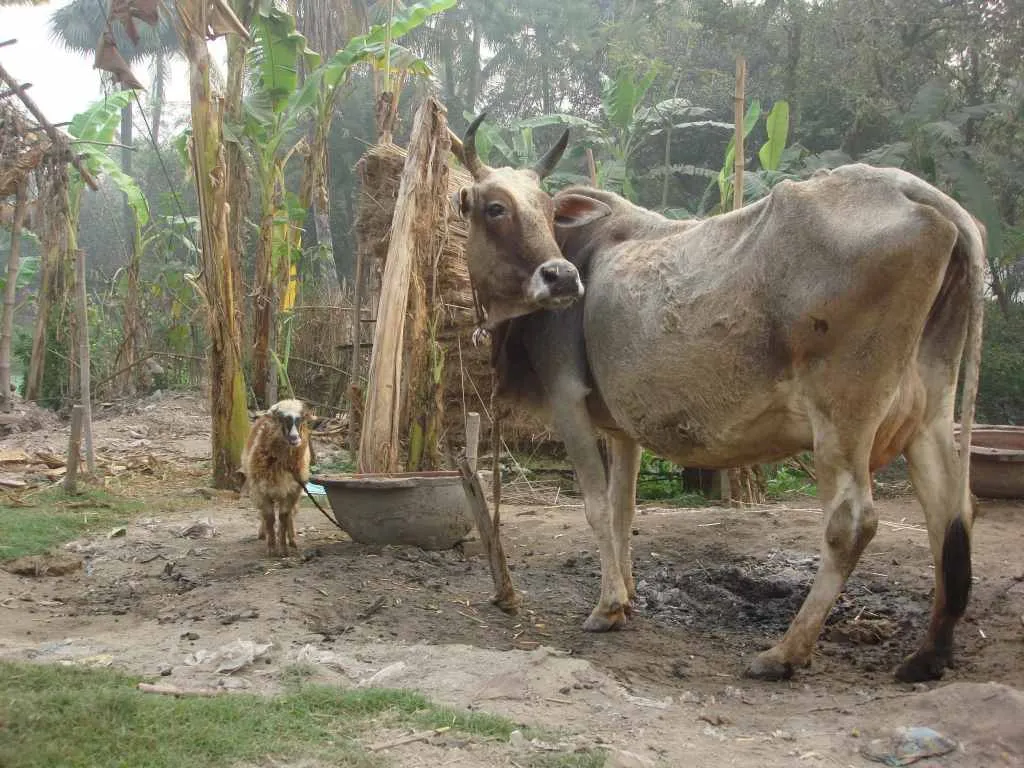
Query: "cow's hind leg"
608 435 642 603
747 425 878 680
897 421 973 681
551 397 629 631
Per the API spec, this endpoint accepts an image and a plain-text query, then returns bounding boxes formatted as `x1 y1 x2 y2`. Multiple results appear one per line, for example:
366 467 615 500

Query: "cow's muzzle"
528 259 584 309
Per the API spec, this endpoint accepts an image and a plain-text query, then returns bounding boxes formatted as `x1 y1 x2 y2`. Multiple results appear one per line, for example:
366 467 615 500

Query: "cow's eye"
485 201 507 219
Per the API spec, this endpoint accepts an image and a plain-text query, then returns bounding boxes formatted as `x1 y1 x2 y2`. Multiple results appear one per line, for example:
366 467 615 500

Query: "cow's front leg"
608 435 642 603
550 396 628 631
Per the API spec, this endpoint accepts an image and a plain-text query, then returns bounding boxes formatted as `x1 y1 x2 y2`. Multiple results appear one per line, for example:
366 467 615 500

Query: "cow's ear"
452 187 473 218
554 193 611 228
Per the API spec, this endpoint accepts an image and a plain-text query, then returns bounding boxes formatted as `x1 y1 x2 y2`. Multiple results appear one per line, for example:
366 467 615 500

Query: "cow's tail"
943 208 986 619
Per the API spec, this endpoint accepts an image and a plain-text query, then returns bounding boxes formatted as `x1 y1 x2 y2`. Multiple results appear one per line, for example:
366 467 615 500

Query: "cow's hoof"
745 651 795 681
895 649 948 683
582 606 626 632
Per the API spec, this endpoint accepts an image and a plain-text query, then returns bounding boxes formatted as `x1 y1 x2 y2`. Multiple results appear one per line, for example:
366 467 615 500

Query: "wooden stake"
63 404 83 493
74 250 95 475
0 182 26 412
732 56 747 211
458 456 520 614
465 411 481 472
585 148 598 186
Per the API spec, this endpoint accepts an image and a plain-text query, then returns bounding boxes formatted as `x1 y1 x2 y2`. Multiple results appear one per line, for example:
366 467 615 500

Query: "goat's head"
452 114 583 326
269 399 312 447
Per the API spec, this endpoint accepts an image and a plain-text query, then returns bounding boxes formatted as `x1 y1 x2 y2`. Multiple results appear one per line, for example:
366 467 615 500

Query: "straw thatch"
0 98 49 198
354 142 555 457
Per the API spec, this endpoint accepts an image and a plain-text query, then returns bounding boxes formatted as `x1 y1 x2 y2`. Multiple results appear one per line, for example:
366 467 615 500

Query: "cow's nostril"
540 264 560 283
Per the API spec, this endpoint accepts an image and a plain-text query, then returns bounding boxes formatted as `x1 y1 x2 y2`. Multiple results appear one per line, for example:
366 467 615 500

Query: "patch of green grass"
0 486 140 562
764 463 816 500
0 661 605 768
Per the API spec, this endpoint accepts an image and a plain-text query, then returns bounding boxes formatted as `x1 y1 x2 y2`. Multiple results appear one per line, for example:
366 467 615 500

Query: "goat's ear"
554 193 612 228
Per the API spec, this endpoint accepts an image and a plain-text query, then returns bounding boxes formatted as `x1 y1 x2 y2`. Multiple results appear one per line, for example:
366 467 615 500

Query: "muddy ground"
1 392 1023 767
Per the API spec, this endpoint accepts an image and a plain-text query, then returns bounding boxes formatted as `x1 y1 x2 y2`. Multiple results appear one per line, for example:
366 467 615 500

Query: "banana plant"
27 90 151 404
705 99 793 214
240 0 455 405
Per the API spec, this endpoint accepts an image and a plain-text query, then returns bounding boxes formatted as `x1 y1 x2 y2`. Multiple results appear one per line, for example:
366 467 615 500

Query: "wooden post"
585 148 598 186
458 456 520 613
74 249 95 475
465 411 481 472
348 247 363 454
0 181 27 412
63 404 83 493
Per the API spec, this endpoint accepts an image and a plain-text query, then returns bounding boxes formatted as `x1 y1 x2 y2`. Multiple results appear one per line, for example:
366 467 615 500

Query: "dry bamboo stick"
458 456 520 614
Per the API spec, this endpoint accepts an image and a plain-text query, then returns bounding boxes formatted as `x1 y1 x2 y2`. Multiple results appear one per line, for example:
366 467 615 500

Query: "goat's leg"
280 490 301 554
258 498 278 557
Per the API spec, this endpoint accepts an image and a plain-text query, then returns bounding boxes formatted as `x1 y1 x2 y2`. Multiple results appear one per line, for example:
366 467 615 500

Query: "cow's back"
579 165 960 467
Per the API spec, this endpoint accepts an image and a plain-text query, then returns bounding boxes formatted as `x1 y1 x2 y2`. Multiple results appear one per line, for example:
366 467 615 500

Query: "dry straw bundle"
353 139 553 457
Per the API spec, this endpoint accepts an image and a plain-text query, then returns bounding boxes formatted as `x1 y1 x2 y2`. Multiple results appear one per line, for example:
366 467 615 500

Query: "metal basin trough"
955 425 1024 500
311 471 474 550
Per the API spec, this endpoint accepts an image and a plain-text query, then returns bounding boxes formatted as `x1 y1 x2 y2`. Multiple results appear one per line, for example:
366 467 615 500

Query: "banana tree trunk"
0 182 27 411
252 178 275 408
176 0 250 489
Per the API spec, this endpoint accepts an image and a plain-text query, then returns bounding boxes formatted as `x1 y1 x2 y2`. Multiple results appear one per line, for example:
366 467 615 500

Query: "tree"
49 0 181 395
174 0 250 488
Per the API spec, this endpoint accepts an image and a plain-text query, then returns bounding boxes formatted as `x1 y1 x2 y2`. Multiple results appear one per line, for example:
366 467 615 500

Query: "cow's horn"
533 128 570 180
462 112 492 179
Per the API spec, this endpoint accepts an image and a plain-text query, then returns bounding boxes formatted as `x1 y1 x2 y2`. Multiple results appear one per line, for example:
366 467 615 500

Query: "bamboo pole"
728 55 764 506
732 56 746 212
74 249 95 474
0 182 26 412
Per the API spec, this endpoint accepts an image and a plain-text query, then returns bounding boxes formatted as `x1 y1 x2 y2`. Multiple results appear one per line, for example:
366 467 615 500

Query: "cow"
451 114 985 683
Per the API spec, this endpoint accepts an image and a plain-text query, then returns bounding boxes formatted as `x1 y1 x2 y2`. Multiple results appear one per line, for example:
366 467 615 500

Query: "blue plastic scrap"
861 726 958 766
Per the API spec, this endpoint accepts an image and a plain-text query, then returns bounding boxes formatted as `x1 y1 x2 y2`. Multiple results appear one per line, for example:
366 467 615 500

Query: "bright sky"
1 0 220 135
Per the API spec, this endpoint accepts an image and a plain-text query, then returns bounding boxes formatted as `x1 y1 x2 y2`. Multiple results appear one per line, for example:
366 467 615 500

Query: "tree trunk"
225 8 251 363
151 51 165 146
0 182 27 411
359 98 450 473
114 96 140 396
176 0 251 489
252 179 275 408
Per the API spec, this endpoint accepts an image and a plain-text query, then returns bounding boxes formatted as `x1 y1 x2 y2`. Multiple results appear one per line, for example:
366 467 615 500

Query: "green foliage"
0 488 139 562
764 463 816 500
0 660 603 768
68 91 150 227
758 100 791 171
636 450 709 505
976 303 1024 424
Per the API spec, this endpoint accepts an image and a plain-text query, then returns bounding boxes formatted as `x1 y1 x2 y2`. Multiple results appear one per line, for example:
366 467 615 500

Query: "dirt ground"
2 392 1023 767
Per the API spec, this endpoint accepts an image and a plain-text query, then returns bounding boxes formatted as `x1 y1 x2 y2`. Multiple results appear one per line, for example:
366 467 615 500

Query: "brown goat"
241 399 313 557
